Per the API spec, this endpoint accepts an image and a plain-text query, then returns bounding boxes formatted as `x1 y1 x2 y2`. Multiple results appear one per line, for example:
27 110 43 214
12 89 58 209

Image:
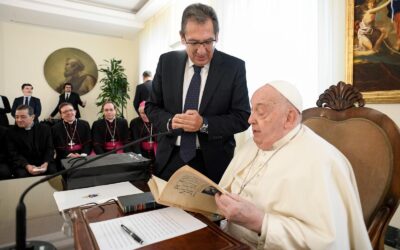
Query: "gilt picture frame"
346 0 400 103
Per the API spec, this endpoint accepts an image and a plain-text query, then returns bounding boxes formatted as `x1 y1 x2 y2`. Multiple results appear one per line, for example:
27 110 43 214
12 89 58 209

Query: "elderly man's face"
181 18 217 67
64 59 79 76
248 86 289 150
15 109 34 128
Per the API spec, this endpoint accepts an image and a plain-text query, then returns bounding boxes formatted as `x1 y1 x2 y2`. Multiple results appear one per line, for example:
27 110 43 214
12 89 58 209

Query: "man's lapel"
173 51 187 113
199 50 223 114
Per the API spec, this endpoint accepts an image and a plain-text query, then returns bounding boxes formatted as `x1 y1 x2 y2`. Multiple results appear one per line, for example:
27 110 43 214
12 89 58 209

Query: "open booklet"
147 165 226 215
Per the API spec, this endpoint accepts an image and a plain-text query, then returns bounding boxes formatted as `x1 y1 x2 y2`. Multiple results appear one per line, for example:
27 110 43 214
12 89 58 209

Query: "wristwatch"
200 118 208 133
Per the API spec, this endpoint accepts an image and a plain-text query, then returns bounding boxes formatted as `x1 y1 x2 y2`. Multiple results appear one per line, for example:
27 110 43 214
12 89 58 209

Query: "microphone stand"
13 128 181 250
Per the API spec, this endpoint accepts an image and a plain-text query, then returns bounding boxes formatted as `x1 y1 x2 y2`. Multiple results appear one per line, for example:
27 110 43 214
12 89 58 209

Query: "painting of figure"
44 48 98 96
348 0 400 103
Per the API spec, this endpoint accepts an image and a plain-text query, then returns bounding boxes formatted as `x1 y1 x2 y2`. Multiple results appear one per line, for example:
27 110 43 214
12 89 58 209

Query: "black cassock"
51 119 92 165
7 123 57 177
129 117 157 161
91 118 129 154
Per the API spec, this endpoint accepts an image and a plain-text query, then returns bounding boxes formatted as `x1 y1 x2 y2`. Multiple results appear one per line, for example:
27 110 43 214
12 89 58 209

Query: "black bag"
62 153 151 190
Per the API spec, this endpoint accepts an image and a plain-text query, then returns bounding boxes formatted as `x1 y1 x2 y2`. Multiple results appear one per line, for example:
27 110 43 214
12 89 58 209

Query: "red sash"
104 141 124 154
66 144 82 152
141 141 158 155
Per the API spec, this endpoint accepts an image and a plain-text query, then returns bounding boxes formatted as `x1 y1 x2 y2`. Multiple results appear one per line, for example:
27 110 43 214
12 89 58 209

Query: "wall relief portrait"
44 48 98 96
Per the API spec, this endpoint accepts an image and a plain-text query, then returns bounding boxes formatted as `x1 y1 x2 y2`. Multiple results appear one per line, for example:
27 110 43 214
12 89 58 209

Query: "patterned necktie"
180 65 202 163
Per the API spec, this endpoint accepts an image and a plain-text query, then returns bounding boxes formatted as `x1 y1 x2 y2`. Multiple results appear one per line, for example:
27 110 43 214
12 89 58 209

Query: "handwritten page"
89 207 207 250
53 182 142 211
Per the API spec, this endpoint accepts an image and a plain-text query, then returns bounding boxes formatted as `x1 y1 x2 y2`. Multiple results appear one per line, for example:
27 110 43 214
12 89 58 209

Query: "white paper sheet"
89 207 207 250
53 182 142 211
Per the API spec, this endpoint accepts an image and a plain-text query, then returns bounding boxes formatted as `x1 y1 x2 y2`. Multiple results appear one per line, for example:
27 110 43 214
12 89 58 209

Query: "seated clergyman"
7 105 57 177
51 102 92 170
0 125 12 179
129 101 158 161
92 101 129 154
215 81 372 249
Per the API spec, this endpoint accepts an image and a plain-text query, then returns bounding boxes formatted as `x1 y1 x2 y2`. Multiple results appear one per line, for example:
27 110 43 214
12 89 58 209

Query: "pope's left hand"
215 193 264 233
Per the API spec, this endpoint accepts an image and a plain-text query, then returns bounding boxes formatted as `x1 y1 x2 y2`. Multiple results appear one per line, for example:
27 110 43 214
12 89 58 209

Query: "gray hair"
180 3 219 37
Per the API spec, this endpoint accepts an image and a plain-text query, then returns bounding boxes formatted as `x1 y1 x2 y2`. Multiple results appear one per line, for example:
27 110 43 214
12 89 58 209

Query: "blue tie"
180 65 202 163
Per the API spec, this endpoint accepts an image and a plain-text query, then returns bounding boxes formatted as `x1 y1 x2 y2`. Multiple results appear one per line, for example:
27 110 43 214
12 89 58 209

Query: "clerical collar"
106 118 115 123
65 119 76 125
264 124 302 152
25 122 34 130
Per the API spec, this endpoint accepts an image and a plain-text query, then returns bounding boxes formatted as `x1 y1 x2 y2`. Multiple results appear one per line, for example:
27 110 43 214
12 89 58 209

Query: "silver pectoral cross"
68 140 75 149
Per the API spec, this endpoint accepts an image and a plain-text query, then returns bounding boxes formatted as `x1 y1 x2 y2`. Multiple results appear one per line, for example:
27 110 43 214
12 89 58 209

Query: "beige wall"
0 21 139 125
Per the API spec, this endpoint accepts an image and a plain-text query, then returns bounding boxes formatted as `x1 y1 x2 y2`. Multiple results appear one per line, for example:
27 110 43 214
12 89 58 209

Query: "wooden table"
69 181 249 250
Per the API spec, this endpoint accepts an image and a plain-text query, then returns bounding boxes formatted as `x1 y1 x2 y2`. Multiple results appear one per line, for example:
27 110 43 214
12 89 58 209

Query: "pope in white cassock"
215 80 371 250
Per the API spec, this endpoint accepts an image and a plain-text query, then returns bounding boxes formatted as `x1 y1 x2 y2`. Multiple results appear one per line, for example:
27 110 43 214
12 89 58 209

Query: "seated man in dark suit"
0 126 12 180
11 83 41 123
50 82 86 119
7 105 57 178
52 102 92 170
0 95 11 127
92 101 129 154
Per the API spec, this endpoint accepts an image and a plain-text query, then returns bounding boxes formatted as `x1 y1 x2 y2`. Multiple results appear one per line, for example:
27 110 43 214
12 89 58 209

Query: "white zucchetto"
267 80 303 112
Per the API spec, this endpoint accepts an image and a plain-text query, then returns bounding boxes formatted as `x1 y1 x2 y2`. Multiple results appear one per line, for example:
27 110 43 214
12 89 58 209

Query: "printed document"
89 207 207 250
53 182 142 211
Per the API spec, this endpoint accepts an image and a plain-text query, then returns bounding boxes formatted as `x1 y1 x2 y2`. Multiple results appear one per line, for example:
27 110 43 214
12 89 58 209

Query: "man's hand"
215 193 264 233
67 153 81 158
26 164 46 175
40 162 48 172
172 110 203 132
26 164 39 175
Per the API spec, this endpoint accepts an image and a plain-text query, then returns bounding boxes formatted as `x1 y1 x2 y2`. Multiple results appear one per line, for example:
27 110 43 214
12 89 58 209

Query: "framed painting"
346 0 400 103
44 48 98 96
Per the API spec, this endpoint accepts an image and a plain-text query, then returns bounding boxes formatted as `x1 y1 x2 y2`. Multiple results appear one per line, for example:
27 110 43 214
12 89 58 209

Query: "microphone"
13 128 182 250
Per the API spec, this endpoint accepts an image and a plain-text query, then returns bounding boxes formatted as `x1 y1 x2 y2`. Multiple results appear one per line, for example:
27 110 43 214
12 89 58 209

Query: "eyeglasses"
61 109 74 114
184 39 216 49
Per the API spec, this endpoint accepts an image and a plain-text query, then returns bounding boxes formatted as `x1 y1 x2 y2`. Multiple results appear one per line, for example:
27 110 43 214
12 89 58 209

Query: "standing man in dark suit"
133 71 152 116
0 95 11 127
146 3 250 183
11 83 41 123
50 82 86 119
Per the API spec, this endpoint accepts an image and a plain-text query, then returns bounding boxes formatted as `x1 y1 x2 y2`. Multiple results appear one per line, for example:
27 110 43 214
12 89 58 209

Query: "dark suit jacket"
7 123 54 169
133 80 152 115
0 95 11 127
11 96 42 123
146 50 251 182
50 92 84 118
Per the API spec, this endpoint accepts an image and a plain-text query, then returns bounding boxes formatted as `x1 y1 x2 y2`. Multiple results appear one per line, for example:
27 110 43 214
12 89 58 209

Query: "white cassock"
219 125 372 250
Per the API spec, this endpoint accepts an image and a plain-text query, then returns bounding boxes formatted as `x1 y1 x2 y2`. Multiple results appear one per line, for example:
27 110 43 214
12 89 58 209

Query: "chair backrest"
302 82 400 250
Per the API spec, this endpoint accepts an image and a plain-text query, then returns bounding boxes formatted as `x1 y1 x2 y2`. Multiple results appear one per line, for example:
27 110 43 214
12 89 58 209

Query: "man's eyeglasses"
61 109 74 114
184 39 216 49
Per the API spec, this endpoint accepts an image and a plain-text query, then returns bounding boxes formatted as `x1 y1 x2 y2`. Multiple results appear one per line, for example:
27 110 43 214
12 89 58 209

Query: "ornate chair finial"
316 81 365 111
